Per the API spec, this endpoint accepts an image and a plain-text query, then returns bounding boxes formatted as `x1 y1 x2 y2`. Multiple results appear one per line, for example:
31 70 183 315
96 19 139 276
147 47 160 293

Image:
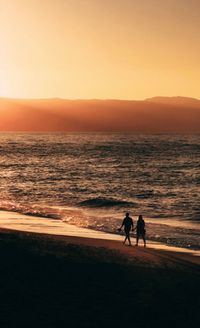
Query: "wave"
0 202 61 220
78 197 135 208
1 201 200 250
62 210 200 250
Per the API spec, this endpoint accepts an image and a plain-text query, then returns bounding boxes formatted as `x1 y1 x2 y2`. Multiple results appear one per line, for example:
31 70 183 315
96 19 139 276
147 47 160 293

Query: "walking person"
135 215 146 247
118 212 134 246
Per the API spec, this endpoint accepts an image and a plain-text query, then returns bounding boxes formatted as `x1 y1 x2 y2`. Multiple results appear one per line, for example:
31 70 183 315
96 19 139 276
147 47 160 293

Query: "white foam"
0 210 200 257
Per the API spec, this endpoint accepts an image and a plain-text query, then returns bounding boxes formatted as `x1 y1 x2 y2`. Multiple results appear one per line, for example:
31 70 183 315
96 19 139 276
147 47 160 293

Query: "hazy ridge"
0 96 200 133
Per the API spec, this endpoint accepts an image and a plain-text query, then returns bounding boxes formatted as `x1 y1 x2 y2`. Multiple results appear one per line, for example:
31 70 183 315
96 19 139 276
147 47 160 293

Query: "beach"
1 0 200 326
1 133 200 250
0 211 200 328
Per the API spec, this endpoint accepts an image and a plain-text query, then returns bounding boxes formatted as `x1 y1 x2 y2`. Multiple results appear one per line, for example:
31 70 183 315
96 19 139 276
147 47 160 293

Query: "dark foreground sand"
0 228 199 328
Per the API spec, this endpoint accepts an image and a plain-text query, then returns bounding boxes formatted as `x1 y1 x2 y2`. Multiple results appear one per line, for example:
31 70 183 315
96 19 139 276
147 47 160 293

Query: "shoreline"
0 210 200 265
1 205 200 251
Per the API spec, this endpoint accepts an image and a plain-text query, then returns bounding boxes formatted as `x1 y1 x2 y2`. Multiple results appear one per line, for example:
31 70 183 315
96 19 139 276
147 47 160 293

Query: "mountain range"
0 96 200 133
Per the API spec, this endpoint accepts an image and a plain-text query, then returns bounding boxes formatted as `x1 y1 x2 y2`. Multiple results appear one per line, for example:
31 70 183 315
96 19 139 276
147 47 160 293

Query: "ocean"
0 133 200 249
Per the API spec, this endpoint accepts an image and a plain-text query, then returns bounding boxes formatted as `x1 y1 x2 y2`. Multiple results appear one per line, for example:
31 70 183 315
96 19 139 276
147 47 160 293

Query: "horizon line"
1 95 200 101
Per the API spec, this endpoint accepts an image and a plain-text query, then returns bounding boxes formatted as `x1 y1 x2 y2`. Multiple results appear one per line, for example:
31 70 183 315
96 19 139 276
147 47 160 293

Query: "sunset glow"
1 0 200 99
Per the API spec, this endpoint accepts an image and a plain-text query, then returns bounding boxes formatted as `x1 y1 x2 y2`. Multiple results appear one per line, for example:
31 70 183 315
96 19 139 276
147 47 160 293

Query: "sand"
0 210 200 260
0 211 200 327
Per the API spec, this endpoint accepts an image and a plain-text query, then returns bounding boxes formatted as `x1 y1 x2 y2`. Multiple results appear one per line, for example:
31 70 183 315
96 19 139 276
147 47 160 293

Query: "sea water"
0 133 200 249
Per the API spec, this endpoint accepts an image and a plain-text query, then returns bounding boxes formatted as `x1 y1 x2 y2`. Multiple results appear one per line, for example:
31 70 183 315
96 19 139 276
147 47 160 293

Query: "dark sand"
0 228 199 328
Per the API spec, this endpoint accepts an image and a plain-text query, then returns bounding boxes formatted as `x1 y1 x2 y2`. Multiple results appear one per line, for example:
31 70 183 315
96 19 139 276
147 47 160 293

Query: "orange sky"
1 0 200 99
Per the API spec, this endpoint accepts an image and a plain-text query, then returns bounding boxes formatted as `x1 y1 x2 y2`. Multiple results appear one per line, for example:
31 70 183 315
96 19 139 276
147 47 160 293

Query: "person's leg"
124 231 131 245
143 234 146 247
123 230 129 244
127 233 131 246
135 234 139 246
123 236 127 244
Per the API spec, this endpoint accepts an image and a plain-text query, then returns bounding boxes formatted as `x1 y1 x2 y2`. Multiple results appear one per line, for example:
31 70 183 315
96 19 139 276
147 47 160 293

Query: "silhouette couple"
118 213 146 247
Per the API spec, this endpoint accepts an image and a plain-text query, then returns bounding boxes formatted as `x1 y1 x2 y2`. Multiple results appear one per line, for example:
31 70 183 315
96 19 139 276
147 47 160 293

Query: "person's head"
125 212 129 217
138 215 143 220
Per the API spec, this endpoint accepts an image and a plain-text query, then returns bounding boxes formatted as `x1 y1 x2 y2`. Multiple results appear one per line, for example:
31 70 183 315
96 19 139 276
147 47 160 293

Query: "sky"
1 0 200 100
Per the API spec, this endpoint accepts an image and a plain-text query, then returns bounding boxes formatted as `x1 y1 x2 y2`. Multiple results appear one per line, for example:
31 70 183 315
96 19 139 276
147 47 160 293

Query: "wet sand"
1 210 200 260
0 212 200 327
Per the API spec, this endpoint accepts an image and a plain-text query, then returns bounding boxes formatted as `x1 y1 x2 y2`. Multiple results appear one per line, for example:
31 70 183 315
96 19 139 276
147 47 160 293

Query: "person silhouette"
118 212 134 246
135 215 146 247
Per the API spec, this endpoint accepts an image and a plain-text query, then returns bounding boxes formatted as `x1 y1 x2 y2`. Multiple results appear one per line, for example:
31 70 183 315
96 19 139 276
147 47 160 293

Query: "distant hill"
0 96 200 133
146 96 200 107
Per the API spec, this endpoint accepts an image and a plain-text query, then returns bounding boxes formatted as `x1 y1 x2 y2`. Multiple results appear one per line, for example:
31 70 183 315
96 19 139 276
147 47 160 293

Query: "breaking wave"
0 201 61 220
78 197 135 208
